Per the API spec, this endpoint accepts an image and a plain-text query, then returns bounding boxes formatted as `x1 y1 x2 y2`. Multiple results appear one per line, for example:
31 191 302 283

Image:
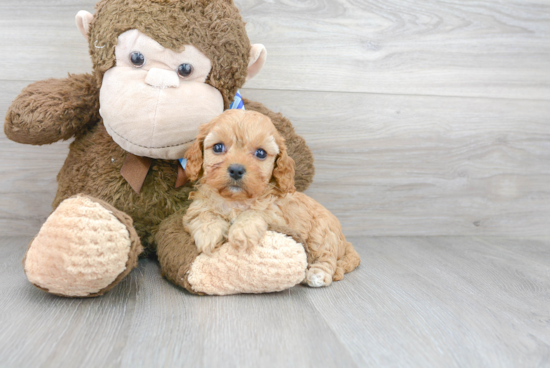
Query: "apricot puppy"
183 110 360 287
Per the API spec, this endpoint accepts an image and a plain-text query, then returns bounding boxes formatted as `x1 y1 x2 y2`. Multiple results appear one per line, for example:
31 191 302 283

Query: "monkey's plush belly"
53 121 193 251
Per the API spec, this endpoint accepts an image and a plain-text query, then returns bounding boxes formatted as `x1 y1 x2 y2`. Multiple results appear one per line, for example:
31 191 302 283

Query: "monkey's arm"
4 73 100 145
243 99 315 192
156 209 308 296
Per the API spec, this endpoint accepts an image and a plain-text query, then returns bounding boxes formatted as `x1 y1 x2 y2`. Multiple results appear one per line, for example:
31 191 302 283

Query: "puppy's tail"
334 242 361 281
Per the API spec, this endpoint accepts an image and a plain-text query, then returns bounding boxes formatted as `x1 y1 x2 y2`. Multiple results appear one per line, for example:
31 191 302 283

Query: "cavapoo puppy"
182 110 360 287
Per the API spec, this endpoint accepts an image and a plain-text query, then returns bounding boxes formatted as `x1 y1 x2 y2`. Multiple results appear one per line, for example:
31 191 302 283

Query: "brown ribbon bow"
120 153 189 194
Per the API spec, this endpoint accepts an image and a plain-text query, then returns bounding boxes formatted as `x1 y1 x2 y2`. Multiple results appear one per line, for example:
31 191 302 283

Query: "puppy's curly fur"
183 110 360 287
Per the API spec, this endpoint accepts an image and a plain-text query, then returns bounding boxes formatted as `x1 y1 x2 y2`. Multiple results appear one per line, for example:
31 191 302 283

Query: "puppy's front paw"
305 267 332 288
194 230 224 255
228 223 266 251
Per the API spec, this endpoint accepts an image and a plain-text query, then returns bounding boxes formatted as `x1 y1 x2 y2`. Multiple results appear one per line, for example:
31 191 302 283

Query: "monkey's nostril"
228 164 246 180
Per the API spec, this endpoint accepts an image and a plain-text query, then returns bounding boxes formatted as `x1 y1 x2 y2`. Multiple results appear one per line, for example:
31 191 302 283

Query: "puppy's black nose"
228 164 246 180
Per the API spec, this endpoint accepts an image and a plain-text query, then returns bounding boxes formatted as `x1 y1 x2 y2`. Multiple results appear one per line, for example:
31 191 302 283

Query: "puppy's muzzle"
228 164 246 181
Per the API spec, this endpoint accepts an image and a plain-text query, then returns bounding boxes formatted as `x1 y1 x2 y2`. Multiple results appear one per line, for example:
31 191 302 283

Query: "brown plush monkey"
5 0 315 296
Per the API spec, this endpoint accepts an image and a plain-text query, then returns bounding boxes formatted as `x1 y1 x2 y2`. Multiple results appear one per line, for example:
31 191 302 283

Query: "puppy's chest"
219 202 285 224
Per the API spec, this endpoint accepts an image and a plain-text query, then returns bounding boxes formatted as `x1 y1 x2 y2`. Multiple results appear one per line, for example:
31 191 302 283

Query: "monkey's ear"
246 44 267 81
75 11 94 40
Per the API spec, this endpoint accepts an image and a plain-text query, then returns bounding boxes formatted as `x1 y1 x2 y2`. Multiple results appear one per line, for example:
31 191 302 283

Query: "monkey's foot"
187 231 307 295
23 195 143 297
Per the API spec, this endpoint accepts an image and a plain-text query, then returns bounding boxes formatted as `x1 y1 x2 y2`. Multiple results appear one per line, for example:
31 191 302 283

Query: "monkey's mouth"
107 124 195 149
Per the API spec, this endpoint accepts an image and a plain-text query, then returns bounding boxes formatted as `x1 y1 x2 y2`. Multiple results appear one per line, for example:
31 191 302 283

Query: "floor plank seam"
242 86 550 102
2 79 550 103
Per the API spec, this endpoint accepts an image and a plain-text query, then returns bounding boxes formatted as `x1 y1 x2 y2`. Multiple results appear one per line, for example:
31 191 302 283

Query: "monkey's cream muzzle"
100 68 223 159
99 30 224 160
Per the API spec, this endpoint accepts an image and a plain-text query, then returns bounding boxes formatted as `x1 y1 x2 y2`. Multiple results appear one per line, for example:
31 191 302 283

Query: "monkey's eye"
213 143 225 154
255 149 267 160
177 63 193 78
130 52 145 67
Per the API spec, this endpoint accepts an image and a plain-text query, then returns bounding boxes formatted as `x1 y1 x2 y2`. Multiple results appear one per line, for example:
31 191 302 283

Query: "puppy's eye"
177 63 193 78
255 148 267 160
130 52 145 68
213 143 225 154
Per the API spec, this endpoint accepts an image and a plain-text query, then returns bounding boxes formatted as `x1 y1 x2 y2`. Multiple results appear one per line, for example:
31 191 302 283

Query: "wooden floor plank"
306 236 550 368
119 262 358 368
0 237 142 368
0 0 549 99
1 236 549 367
0 237 359 368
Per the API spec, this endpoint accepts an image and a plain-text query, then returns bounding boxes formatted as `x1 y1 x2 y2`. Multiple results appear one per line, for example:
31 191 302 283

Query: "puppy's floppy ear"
273 136 296 194
184 122 212 181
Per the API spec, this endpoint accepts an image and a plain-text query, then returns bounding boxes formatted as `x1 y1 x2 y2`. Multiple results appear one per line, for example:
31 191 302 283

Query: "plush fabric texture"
156 210 308 295
99 29 225 159
4 0 317 296
188 231 307 295
89 0 250 108
76 10 94 38
246 44 267 81
23 195 143 297
53 122 194 252
4 73 100 145
101 67 224 159
155 209 202 294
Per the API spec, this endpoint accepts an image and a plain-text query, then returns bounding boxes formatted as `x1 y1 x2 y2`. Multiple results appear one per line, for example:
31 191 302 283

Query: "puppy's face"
185 110 295 200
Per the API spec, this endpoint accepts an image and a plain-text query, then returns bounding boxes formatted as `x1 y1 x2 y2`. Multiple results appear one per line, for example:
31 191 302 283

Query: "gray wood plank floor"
1 236 549 368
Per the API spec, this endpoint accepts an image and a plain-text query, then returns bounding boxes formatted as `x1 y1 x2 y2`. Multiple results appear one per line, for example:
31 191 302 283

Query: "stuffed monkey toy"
4 0 315 296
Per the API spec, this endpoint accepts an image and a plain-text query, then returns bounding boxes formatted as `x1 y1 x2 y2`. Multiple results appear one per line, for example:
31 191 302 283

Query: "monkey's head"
75 0 267 159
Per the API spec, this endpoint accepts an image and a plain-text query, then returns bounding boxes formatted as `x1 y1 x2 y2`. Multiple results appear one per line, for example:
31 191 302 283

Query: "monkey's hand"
4 73 100 145
228 211 268 251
